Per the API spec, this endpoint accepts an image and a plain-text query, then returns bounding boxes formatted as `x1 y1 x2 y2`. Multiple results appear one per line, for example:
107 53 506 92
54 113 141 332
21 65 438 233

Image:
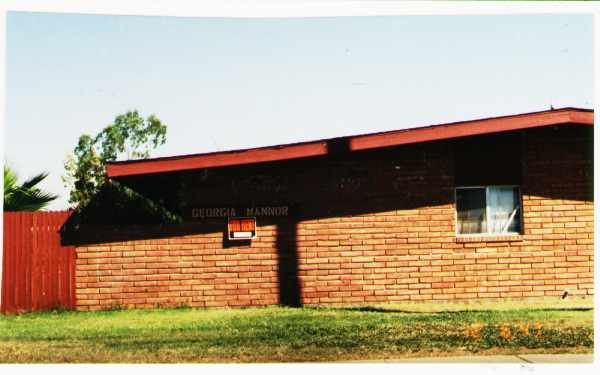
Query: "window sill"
455 234 523 243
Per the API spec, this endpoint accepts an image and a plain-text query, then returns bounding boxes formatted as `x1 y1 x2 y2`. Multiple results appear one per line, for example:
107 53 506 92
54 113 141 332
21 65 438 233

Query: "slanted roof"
107 107 593 178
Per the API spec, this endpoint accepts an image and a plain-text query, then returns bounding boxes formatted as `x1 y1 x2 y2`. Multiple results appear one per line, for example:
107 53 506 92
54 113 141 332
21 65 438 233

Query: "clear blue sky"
5 12 594 210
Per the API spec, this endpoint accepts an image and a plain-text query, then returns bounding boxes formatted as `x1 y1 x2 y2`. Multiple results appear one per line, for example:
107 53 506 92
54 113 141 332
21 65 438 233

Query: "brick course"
75 126 593 310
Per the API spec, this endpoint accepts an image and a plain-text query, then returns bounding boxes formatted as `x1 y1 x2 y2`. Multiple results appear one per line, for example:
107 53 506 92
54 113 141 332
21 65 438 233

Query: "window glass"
456 188 487 234
456 186 521 235
487 186 521 234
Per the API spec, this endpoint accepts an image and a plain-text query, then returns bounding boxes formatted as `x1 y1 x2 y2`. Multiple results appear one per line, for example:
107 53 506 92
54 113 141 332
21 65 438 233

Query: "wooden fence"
1 211 75 314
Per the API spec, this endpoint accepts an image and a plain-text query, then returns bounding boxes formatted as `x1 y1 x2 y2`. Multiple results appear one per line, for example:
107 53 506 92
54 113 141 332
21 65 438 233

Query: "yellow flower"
464 323 484 339
499 323 512 340
518 323 529 336
534 322 543 337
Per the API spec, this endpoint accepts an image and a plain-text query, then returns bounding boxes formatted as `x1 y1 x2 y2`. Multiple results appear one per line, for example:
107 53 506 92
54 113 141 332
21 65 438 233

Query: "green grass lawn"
0 301 593 363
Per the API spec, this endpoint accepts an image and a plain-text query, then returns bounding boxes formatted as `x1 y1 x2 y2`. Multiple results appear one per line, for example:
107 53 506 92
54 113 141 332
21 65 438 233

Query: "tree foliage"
3 165 58 211
63 110 167 208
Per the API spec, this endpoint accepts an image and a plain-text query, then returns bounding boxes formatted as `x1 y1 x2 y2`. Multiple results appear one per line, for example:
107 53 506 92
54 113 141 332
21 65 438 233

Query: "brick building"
64 108 594 311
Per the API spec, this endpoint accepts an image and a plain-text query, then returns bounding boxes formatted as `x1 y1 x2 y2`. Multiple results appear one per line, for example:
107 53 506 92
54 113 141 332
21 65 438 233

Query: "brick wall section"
75 127 593 310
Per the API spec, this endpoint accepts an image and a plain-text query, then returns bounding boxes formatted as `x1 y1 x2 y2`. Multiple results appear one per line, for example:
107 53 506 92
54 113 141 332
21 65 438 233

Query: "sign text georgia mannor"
191 206 289 219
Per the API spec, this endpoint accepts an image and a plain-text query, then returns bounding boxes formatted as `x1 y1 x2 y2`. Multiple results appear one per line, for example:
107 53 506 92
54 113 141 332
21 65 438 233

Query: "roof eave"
106 108 594 178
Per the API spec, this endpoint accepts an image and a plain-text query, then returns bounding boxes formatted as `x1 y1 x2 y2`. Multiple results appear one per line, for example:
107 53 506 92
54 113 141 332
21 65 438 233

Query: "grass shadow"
321 306 594 315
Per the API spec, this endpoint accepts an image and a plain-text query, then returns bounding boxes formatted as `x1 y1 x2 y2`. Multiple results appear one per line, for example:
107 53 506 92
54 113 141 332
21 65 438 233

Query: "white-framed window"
455 186 522 236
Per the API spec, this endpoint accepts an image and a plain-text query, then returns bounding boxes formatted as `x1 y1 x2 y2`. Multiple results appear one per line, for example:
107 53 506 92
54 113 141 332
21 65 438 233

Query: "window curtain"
487 187 519 233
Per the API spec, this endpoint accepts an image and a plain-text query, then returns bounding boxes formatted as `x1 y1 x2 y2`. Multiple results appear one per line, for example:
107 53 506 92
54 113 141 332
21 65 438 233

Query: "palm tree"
3 165 58 211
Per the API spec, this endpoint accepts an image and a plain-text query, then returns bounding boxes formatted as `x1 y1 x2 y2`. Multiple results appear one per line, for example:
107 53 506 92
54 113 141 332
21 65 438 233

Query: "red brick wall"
74 126 593 310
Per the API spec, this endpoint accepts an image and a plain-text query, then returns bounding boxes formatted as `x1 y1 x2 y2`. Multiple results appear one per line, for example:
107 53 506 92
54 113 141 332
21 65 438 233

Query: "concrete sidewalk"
343 354 593 364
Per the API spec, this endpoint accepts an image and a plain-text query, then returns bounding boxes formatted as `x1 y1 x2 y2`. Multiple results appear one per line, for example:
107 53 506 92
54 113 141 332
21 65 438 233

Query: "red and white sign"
228 217 257 240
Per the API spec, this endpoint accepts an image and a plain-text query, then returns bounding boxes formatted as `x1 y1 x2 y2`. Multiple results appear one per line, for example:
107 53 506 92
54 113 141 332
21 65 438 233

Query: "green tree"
3 165 58 211
63 110 167 208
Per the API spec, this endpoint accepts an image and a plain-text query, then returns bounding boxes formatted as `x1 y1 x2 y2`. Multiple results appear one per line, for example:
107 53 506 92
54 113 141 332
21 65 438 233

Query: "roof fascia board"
350 111 580 151
568 110 594 125
107 109 593 178
107 141 329 177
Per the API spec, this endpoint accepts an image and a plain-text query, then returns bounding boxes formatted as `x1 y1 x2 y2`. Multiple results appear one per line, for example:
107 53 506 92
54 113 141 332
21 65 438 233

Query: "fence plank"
24 213 31 310
31 212 40 311
49 212 57 307
1 214 5 313
10 213 17 311
61 211 76 309
68 216 76 309
2 213 13 313
56 213 65 307
51 212 61 308
41 212 50 310
1 211 75 314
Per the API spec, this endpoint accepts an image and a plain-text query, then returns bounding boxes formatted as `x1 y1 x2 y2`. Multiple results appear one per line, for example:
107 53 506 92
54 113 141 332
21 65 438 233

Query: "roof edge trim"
107 108 594 178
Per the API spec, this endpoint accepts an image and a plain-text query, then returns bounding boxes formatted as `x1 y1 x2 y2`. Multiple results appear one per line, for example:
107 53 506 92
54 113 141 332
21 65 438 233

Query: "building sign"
191 206 289 219
228 217 257 240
